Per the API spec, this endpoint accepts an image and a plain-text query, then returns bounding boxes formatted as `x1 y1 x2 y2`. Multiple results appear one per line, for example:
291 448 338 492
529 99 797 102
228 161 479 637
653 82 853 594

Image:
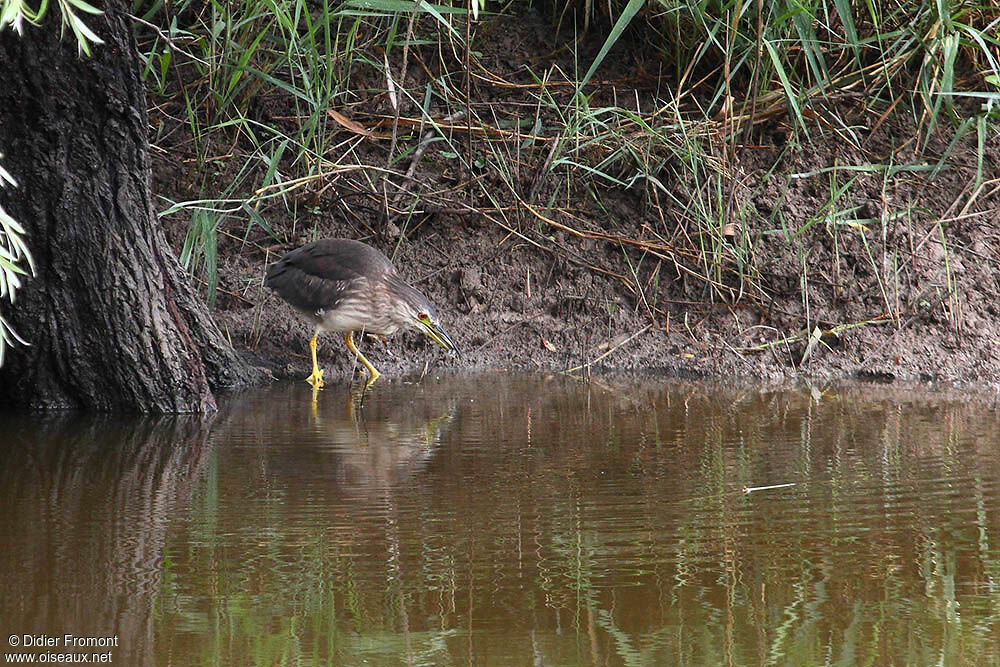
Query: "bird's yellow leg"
345 331 381 386
305 332 325 388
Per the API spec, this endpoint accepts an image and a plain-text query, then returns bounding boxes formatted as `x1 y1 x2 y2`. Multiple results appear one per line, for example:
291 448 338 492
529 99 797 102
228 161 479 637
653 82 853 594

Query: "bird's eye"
418 312 429 321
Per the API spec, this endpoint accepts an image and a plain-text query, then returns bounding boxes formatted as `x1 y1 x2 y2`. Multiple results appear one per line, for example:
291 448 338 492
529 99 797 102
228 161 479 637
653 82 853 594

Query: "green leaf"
763 39 807 136
578 0 644 93
63 0 103 15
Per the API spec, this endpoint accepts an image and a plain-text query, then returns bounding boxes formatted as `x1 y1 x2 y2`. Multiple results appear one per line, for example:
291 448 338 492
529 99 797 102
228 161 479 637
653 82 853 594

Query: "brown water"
2 374 1000 666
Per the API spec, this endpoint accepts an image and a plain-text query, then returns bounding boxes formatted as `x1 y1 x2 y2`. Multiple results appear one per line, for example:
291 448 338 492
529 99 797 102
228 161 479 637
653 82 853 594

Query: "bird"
264 238 458 389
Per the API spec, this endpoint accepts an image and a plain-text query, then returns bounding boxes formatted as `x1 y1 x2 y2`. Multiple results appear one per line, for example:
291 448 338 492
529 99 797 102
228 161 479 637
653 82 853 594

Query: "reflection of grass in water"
668 390 1000 666
155 385 1000 665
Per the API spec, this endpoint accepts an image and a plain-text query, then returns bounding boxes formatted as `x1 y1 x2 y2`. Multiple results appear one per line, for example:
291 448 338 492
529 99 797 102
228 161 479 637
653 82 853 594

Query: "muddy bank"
158 123 999 390
151 16 1000 391
190 149 1000 391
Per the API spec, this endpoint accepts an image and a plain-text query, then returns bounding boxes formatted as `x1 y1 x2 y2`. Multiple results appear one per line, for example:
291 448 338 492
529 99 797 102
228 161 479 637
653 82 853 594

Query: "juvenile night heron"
265 238 458 388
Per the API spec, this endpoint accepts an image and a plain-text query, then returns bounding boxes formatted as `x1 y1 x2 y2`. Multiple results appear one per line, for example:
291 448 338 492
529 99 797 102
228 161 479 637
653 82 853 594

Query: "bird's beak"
419 319 459 356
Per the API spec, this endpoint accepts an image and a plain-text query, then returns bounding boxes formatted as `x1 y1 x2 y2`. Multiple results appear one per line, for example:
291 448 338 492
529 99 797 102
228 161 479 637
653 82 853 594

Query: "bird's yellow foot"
345 331 382 390
305 367 325 388
363 367 382 389
306 332 325 388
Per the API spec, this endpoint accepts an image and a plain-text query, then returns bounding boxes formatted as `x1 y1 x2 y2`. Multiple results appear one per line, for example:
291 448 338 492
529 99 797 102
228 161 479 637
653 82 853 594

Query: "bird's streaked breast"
317 295 401 336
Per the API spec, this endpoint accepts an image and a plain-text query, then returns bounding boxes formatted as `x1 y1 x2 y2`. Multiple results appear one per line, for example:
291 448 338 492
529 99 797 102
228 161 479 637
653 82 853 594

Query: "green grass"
128 0 998 335
4 0 999 341
0 0 990 369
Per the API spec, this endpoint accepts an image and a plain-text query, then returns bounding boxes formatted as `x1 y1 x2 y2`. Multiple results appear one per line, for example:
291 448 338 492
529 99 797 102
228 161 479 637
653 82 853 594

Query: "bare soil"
151 13 1000 390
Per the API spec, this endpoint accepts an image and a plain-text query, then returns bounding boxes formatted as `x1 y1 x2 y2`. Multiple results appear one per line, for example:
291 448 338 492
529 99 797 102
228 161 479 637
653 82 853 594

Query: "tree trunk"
0 3 262 412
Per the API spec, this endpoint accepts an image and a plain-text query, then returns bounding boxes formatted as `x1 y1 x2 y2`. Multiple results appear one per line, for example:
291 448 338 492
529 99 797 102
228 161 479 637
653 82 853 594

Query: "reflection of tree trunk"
0 2 261 412
0 414 215 665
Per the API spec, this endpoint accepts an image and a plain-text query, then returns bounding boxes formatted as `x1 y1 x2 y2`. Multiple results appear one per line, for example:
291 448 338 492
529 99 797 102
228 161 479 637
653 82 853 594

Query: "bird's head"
394 283 459 355
413 307 459 354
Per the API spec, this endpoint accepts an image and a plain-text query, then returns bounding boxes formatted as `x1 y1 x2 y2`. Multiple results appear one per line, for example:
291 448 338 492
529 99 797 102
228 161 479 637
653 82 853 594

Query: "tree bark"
0 3 262 412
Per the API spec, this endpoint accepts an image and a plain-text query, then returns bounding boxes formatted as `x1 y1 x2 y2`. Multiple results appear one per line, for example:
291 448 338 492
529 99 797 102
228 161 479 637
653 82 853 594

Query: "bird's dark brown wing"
265 238 396 314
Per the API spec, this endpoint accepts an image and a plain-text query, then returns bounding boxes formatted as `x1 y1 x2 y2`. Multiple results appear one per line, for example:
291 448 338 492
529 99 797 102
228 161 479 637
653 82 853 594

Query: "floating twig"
743 483 797 494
